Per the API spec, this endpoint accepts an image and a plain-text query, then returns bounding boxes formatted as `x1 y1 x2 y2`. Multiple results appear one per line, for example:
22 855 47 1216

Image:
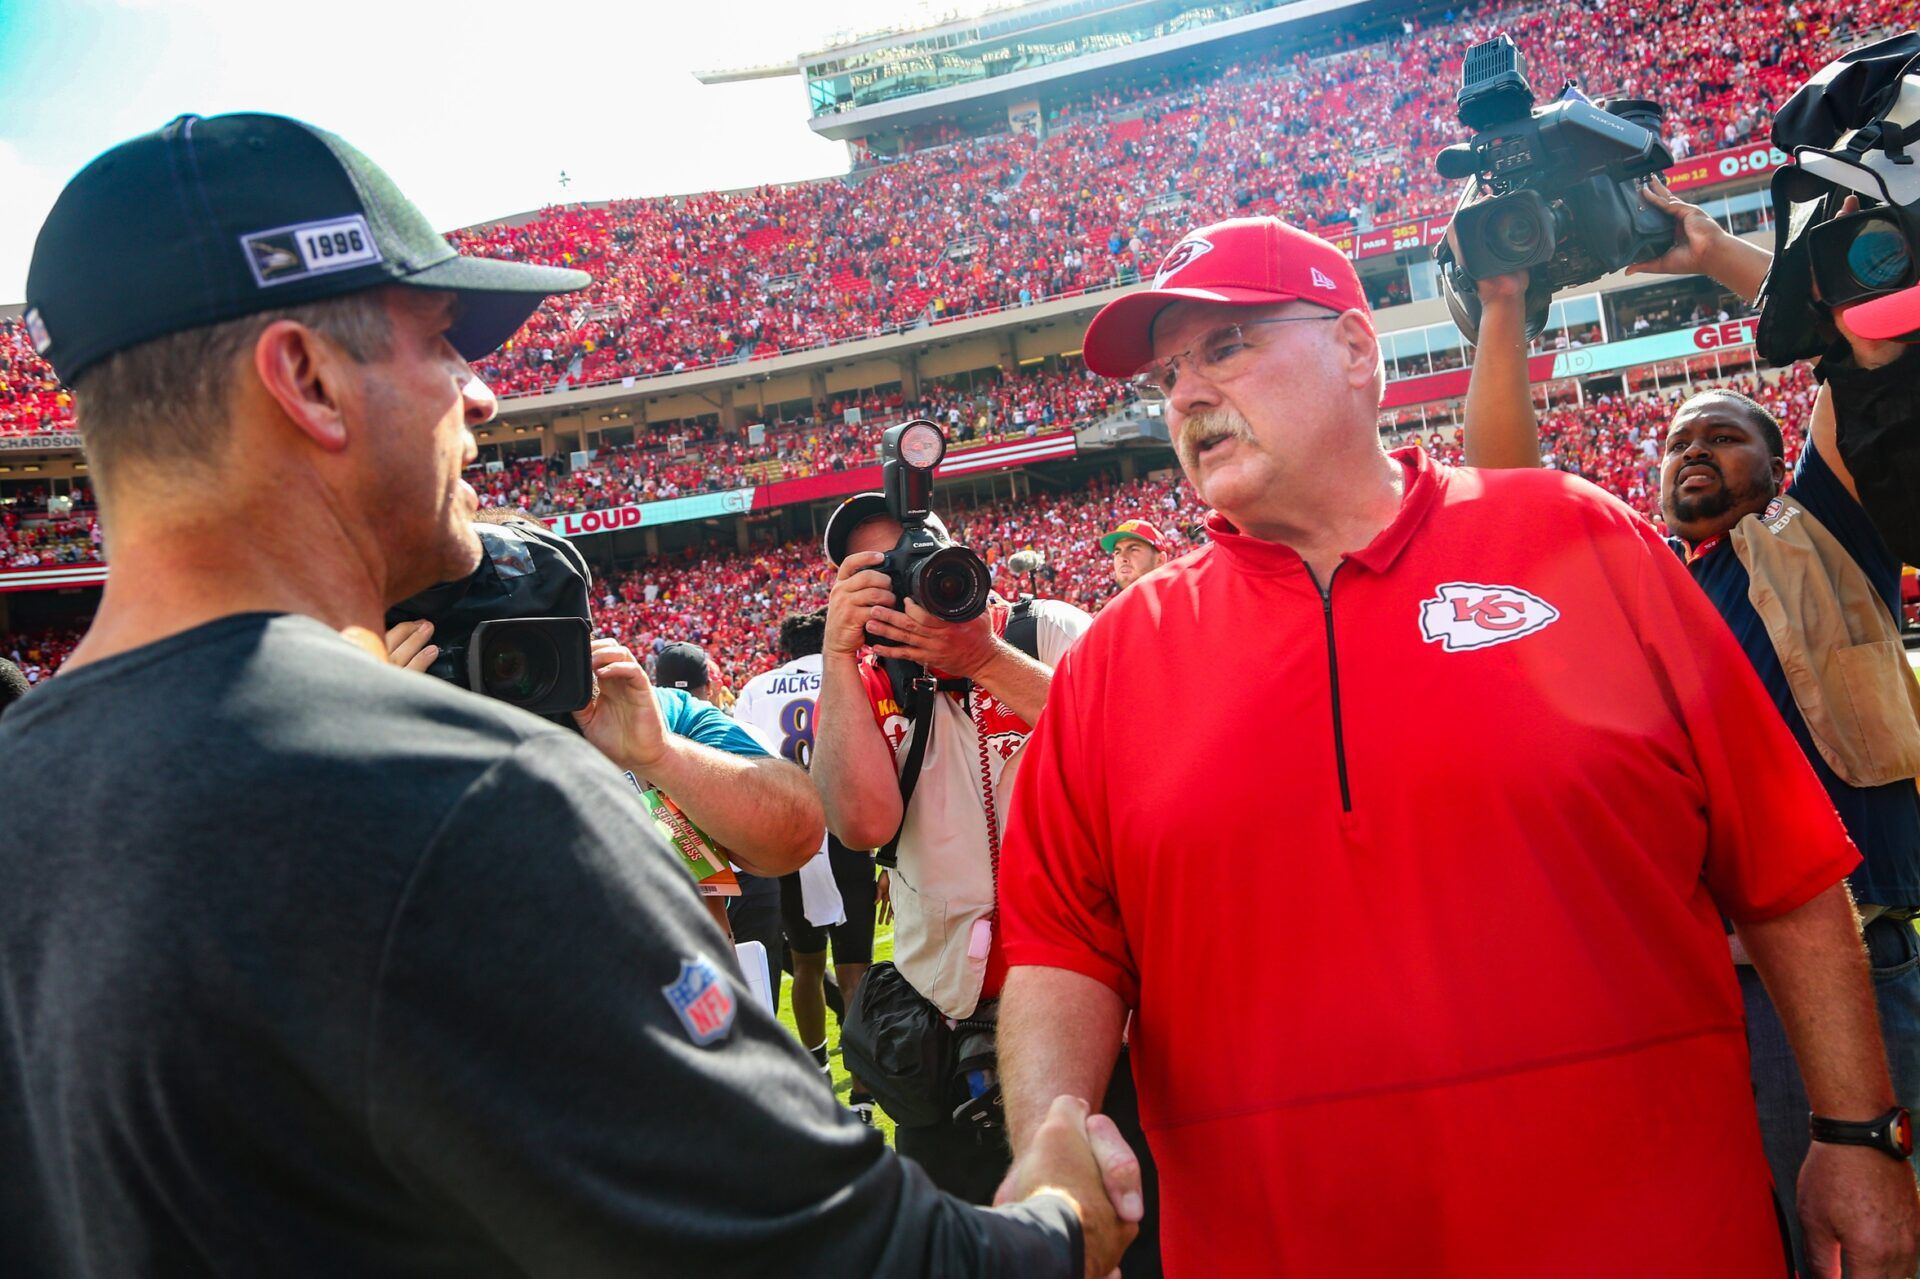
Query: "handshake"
996 1096 1145 1278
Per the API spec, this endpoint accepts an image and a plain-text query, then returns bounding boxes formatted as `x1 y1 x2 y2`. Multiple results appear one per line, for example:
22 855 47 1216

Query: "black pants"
724 872 783 977
893 1047 1163 1277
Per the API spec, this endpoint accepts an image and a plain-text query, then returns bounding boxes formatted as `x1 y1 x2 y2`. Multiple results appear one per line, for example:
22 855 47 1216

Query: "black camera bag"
838 961 955 1129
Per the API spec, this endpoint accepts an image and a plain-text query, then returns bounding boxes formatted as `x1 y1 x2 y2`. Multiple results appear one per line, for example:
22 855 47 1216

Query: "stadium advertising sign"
1381 318 1757 409
1343 142 1786 264
547 487 755 539
0 432 83 452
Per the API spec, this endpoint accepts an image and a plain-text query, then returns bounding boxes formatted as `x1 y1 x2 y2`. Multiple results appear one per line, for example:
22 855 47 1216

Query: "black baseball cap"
24 113 592 384
654 642 711 692
822 492 951 564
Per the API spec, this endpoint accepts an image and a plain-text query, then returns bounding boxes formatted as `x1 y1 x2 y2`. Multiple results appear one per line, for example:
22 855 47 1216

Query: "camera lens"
479 626 561 707
913 546 992 623
1846 216 1912 292
1486 202 1544 264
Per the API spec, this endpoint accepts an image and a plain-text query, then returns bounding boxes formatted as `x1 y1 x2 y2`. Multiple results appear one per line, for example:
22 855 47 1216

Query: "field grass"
775 929 899 1147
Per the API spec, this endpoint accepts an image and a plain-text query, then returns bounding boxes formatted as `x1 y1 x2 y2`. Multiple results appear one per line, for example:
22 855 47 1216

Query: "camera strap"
874 600 1039 870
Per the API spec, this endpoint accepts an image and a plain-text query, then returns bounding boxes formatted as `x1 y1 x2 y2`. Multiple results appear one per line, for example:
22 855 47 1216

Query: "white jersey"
733 654 824 772
733 654 842 927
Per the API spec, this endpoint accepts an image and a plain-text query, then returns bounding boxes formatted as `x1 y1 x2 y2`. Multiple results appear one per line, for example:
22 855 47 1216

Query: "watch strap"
1810 1107 1914 1161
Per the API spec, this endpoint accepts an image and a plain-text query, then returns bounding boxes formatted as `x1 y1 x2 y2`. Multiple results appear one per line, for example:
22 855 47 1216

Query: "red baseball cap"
1841 289 1920 343
1098 519 1169 555
1081 216 1372 378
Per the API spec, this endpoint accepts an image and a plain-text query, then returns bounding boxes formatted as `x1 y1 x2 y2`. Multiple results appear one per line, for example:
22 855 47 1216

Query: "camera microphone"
1434 145 1482 180
1007 550 1041 575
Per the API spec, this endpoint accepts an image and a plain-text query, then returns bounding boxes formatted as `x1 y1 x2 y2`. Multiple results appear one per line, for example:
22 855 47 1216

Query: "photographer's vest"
1730 498 1920 787
856 599 1089 1018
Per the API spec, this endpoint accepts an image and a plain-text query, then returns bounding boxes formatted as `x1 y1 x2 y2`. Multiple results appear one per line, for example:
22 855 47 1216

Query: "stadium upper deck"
0 0 1898 470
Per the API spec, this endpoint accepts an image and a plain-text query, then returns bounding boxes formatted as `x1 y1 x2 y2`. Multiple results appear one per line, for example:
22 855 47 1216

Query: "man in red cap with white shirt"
1098 519 1169 592
994 215 1920 1277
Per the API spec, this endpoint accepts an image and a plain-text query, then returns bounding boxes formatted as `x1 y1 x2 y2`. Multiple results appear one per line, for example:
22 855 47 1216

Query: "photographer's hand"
384 619 439 673
864 598 997 679
1626 178 1771 304
823 552 895 659
868 599 1054 724
573 638 671 774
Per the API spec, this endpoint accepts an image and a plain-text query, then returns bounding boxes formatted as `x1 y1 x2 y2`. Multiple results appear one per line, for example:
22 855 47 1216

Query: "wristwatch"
1810 1107 1914 1162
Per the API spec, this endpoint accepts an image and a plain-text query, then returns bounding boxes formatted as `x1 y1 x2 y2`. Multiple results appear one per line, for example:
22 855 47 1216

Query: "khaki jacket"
1731 498 1920 788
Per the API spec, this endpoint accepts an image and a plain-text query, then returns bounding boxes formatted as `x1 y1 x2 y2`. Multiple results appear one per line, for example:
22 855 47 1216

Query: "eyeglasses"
1129 315 1340 400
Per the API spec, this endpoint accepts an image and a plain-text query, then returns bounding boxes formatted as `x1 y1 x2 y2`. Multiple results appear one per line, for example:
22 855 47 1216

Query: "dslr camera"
387 517 594 718
1433 34 1676 341
874 420 992 632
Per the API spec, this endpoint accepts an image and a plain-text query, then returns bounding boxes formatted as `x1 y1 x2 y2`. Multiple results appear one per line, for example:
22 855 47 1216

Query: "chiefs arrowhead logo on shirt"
1154 235 1214 288
1418 582 1561 652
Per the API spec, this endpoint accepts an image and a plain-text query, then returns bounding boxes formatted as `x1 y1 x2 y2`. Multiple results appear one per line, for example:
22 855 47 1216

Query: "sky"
0 0 988 301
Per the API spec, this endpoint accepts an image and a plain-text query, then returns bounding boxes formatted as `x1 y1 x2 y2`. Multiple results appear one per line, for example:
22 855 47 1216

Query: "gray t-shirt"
0 613 1078 1277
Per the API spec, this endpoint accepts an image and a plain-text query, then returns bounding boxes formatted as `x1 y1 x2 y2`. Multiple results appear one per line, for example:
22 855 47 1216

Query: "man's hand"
874 869 892 927
993 1095 1142 1279
1474 269 1529 309
824 552 895 659
384 619 439 673
1625 177 1772 302
864 597 999 679
572 639 672 774
1797 1140 1920 1278
1624 178 1733 278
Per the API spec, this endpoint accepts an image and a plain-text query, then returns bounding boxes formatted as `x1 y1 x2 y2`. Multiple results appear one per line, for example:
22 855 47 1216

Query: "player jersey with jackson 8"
858 597 1091 1020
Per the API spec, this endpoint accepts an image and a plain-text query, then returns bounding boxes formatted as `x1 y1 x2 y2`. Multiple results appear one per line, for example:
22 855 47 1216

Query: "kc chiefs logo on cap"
1418 582 1560 652
1154 235 1215 288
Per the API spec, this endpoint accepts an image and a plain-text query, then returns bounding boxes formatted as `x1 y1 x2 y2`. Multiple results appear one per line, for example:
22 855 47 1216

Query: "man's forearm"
639 741 824 876
1462 295 1541 470
1702 234 1772 308
972 641 1054 726
1002 966 1127 1157
1734 883 1895 1118
814 651 903 850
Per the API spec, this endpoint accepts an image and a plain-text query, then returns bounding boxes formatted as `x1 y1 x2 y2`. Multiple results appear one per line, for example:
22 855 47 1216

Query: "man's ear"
1335 310 1383 392
253 320 352 454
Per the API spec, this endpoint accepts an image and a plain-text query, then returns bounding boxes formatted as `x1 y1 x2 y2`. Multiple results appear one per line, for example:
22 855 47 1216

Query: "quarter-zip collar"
1199 446 1443 580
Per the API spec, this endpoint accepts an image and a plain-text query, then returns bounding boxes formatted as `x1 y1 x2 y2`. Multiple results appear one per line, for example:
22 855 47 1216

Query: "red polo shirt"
1001 448 1858 1277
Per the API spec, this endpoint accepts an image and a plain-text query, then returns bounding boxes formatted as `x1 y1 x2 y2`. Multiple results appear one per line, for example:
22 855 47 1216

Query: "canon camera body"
875 421 992 633
1433 34 1676 340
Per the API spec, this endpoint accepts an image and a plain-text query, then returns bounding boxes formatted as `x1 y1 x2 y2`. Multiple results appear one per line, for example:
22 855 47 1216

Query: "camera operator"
0 112 1143 1279
813 447 1164 1276
1466 175 1920 1275
995 213 1916 1277
385 513 823 950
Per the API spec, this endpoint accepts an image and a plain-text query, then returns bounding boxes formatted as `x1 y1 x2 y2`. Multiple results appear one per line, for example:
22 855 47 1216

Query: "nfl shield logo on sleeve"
662 956 736 1046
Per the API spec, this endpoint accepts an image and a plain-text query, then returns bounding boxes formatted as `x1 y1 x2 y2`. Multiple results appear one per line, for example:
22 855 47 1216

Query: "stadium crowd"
0 365 1818 689
473 364 1131 516
0 0 1903 437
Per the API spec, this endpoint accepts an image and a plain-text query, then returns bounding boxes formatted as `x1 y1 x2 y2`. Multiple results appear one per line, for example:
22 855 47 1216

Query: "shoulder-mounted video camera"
1433 34 1676 342
386 518 594 717
1758 32 1920 362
